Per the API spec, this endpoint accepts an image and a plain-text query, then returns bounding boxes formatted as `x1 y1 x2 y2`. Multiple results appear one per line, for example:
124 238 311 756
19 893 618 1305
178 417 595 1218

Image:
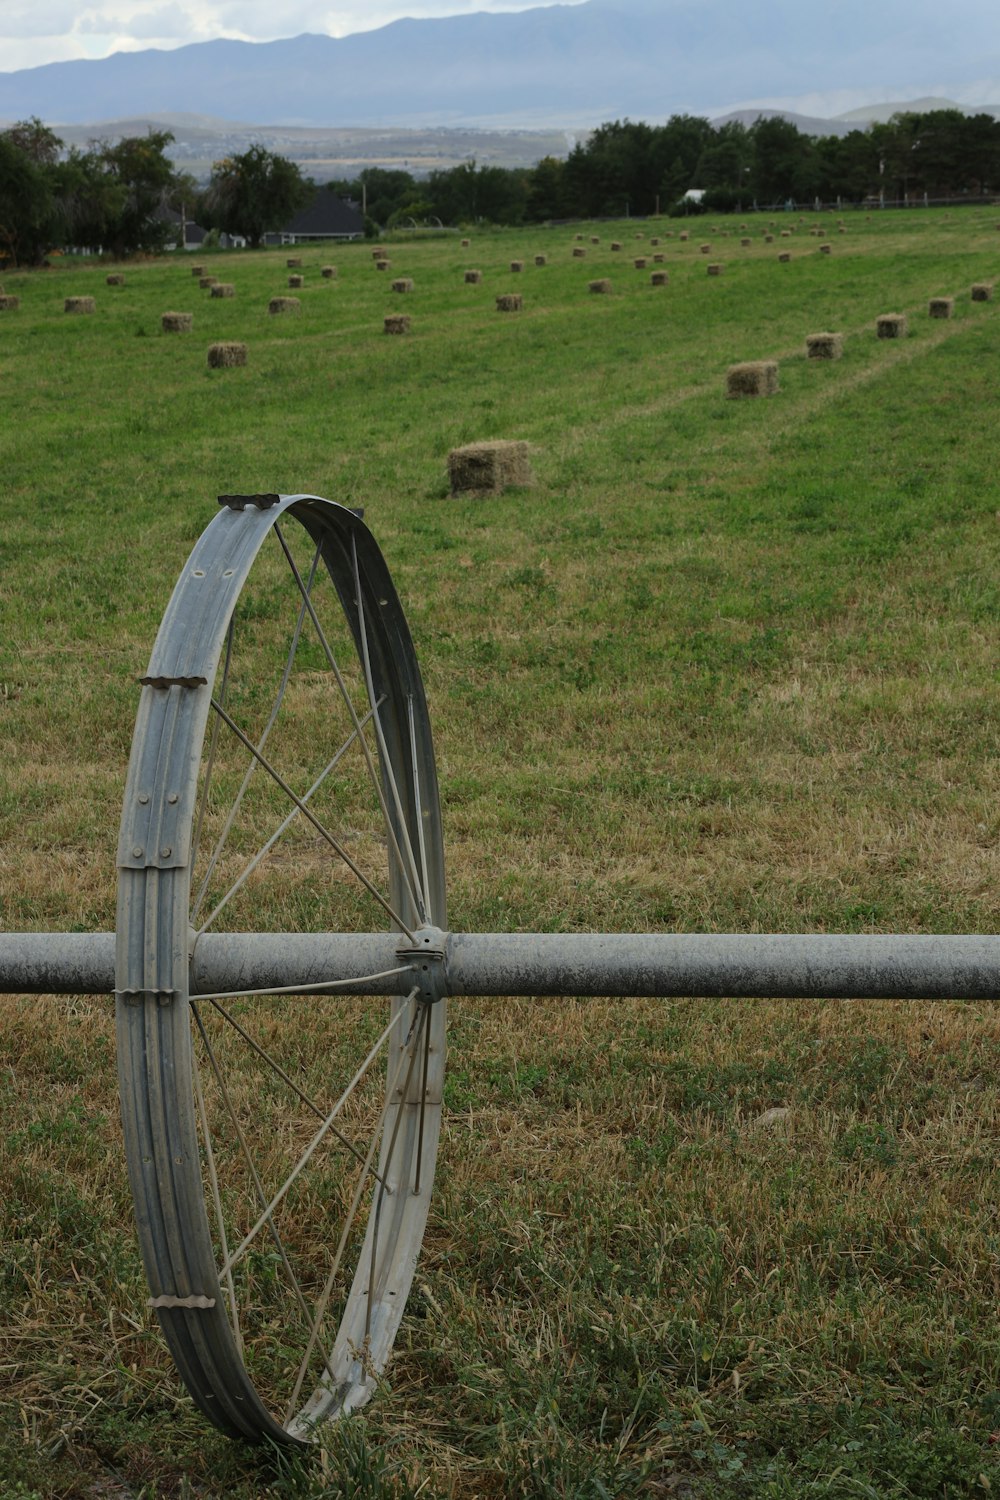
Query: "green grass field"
3 207 1000 1498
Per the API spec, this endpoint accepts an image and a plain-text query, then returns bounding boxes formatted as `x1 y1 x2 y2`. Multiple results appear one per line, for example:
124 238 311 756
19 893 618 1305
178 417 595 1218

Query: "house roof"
280 187 365 238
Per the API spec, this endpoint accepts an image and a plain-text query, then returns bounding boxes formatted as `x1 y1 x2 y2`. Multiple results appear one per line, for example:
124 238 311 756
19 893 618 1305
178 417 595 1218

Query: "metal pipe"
3 931 1000 1000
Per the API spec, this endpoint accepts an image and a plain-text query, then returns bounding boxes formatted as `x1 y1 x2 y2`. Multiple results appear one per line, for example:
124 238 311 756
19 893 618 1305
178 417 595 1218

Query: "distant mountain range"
1 0 999 138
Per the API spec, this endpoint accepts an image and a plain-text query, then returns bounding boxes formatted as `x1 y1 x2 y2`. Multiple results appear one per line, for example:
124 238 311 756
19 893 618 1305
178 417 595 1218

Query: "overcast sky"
1 1 593 72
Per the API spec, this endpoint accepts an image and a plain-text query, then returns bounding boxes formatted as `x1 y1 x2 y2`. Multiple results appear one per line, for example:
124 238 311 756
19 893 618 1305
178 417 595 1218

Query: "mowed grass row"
2 208 1000 1497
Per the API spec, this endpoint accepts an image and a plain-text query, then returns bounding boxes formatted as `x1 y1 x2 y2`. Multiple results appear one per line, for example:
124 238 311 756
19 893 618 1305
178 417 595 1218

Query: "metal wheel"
115 495 446 1443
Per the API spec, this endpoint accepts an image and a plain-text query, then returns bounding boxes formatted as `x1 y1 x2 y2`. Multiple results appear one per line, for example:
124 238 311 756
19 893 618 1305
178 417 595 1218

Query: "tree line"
334 109 1000 227
0 124 312 266
3 107 1000 265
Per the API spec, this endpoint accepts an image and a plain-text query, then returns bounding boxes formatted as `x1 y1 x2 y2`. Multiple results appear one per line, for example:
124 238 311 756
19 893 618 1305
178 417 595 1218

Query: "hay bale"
199 277 218 290
210 283 235 298
464 269 483 283
207 341 247 368
0 294 20 311
876 313 907 338
819 244 832 255
679 232 689 241
65 296 96 314
375 259 390 270
635 231 644 239
574 233 584 241
740 237 751 248
778 252 792 263
448 439 532 496
707 263 724 276
462 238 471 247
611 241 623 251
321 266 338 279
495 293 523 312
650 271 669 286
588 278 612 294
699 243 711 254
634 257 647 269
572 246 587 258
764 234 774 243
928 296 954 318
590 235 600 244
780 229 792 238
838 226 847 234
268 296 301 315
191 264 204 276
288 274 304 288
971 282 994 301
106 273 125 286
650 237 660 246
727 360 779 397
653 253 665 263
161 311 192 331
510 260 524 272
805 331 843 359
391 277 414 292
384 314 412 334
372 248 387 260
286 257 302 268
534 254 547 266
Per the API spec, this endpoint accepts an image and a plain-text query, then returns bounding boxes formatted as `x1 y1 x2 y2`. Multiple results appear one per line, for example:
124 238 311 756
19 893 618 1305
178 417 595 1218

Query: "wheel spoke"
209 698 417 942
275 525 427 925
365 997 428 1340
282 1043 402 1423
350 536 429 922
408 694 432 918
191 545 321 926
192 1004 319 1347
220 991 419 1279
192 701 383 940
206 998 394 1192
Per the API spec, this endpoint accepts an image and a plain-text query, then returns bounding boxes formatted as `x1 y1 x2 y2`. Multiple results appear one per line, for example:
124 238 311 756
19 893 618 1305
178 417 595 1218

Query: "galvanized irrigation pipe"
4 929 1000 1000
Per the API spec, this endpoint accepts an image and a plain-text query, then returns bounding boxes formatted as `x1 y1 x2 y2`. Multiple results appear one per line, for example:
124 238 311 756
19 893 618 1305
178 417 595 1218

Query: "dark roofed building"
268 187 365 245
